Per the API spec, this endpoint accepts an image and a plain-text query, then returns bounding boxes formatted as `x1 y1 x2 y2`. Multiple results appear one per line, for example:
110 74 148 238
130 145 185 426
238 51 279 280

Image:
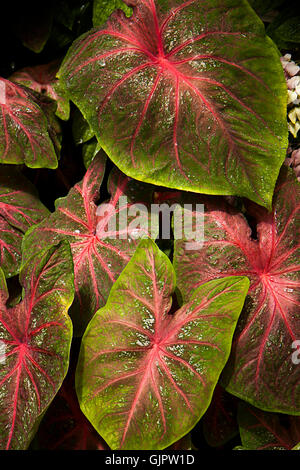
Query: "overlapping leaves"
0 166 49 278
238 402 300 450
10 61 70 121
174 167 300 414
0 242 74 449
0 78 58 168
76 239 249 449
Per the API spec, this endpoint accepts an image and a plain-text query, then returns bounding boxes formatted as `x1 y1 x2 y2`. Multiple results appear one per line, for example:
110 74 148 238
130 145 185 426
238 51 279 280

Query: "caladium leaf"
0 241 74 450
238 402 300 450
248 0 286 16
76 239 249 450
0 166 49 278
202 384 238 447
59 0 287 208
22 152 159 335
0 78 58 168
10 61 70 121
173 167 300 414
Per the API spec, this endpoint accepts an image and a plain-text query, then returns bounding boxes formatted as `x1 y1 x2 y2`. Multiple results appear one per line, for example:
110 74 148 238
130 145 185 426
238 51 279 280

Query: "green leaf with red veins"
58 0 287 209
10 61 70 121
0 166 49 278
22 152 159 336
238 402 300 450
76 239 249 450
0 78 58 168
0 241 74 450
173 167 300 414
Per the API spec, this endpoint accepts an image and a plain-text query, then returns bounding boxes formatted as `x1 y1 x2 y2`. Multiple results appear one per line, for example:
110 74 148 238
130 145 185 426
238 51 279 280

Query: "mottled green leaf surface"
59 0 287 208
0 78 58 168
0 242 74 449
76 239 249 449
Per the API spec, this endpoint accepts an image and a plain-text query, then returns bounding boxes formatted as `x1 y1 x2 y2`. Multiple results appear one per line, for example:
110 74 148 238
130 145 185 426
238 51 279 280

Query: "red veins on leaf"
10 61 69 120
0 78 58 168
77 239 249 449
59 0 287 207
202 384 238 447
174 168 300 413
22 152 158 335
0 167 49 277
238 402 300 450
0 242 73 450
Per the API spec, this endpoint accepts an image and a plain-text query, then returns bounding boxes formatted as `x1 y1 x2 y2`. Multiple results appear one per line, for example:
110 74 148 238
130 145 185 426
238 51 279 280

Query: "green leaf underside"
76 239 249 450
0 242 74 449
59 0 287 208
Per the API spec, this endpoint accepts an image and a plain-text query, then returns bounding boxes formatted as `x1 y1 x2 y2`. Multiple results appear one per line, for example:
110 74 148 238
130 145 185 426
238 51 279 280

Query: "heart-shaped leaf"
174 167 300 414
0 78 58 168
0 241 74 450
10 61 70 121
76 239 249 450
238 402 300 450
0 166 49 277
22 152 158 335
59 0 287 208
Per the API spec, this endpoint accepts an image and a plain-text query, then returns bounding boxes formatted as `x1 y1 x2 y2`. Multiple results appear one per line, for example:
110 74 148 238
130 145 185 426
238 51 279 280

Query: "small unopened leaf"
93 0 132 27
